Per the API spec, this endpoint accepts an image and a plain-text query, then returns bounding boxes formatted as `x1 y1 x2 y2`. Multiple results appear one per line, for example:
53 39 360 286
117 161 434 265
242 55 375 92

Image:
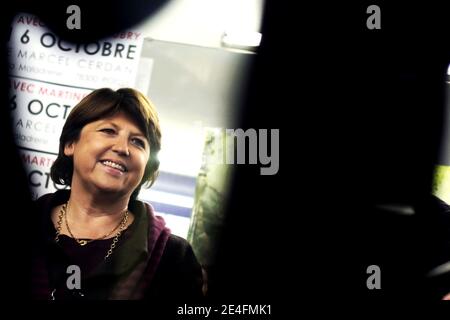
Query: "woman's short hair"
50 87 161 198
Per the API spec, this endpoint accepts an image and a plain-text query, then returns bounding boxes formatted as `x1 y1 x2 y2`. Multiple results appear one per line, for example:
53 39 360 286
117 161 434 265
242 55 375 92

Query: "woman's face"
64 112 150 198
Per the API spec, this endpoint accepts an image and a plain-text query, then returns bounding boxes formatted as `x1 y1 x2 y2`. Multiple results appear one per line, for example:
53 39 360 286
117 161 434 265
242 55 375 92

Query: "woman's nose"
112 136 130 156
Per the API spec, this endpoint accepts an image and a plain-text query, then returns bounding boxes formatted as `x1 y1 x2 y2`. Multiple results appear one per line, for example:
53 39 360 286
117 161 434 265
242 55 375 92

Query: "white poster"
8 13 144 199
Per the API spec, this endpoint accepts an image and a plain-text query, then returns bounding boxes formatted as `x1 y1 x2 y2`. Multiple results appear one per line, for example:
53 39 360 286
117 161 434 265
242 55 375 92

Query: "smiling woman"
31 88 204 301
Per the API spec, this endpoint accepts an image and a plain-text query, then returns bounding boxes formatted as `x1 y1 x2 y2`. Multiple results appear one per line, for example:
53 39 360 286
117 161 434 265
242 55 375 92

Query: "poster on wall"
8 13 144 199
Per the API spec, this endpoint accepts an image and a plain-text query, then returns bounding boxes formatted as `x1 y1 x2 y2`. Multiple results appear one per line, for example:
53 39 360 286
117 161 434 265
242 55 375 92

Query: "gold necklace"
64 202 127 246
54 202 129 259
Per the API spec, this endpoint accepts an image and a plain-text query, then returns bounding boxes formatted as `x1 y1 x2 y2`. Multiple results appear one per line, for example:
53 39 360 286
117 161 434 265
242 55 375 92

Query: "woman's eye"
131 138 145 148
100 128 115 134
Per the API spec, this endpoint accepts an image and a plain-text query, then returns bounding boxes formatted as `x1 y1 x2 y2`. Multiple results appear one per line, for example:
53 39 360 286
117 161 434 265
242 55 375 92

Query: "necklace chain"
54 202 129 259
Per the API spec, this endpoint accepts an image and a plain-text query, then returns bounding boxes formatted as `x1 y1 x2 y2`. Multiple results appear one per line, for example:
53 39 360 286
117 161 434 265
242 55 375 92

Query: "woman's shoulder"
35 190 70 208
134 199 199 263
150 234 204 300
160 234 200 267
34 192 55 208
166 234 193 251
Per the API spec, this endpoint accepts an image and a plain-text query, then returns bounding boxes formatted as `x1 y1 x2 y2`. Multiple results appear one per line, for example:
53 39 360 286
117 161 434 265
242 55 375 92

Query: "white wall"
133 1 262 237
135 0 264 48
136 39 254 177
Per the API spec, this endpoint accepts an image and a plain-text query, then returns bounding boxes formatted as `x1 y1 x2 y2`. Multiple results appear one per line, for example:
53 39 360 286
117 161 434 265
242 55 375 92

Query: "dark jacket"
32 190 204 301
